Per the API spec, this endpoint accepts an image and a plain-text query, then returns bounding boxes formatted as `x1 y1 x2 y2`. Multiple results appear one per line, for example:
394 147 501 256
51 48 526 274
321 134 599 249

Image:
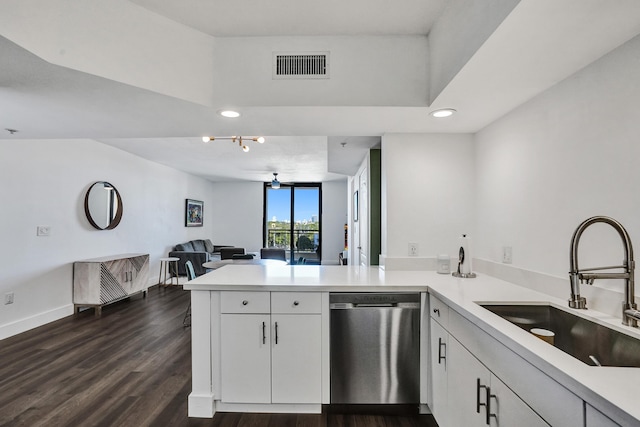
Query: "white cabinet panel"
489 375 549 427
220 314 271 403
219 292 323 406
271 314 322 403
429 294 449 329
430 319 449 426
271 292 322 314
447 337 491 427
220 291 270 314
586 404 620 427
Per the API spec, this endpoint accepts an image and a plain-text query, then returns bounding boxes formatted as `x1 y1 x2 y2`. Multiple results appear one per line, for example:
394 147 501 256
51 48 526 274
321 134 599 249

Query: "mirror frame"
84 181 123 230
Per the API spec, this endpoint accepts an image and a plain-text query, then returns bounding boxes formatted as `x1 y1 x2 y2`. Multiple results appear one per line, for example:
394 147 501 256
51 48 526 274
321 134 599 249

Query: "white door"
271 314 322 404
358 167 369 266
220 314 271 403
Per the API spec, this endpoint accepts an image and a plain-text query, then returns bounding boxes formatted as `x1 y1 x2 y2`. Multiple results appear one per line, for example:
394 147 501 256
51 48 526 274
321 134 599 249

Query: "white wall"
0 139 215 339
321 180 348 265
210 182 265 253
474 33 640 312
381 133 475 270
212 35 428 107
428 0 521 103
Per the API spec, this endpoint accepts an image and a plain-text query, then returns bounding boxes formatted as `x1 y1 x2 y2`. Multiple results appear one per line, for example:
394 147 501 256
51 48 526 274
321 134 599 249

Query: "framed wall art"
185 199 203 227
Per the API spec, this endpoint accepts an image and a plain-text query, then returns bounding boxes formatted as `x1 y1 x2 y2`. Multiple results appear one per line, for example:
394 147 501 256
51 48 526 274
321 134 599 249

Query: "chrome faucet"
569 216 640 327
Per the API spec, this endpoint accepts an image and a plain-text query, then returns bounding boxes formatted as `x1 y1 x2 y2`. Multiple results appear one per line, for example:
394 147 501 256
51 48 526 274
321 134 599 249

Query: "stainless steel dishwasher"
330 293 421 404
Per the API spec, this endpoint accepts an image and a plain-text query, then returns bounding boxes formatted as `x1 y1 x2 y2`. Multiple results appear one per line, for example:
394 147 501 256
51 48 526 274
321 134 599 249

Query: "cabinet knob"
242 300 248 306
293 301 300 306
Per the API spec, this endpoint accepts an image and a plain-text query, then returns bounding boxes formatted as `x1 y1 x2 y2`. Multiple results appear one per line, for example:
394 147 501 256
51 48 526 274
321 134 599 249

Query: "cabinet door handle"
477 378 487 414
275 321 279 344
476 379 496 425
487 388 497 425
433 308 440 316
262 322 266 345
438 338 446 364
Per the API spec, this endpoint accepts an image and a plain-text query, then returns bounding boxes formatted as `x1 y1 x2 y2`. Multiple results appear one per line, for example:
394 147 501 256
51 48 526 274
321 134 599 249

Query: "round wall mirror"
84 181 123 230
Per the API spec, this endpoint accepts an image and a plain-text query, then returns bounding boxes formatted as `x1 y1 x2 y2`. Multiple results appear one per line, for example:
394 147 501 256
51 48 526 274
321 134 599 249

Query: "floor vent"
273 52 329 79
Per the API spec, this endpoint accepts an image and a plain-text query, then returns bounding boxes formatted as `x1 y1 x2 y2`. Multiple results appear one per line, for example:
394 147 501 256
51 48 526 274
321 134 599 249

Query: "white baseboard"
215 402 322 414
0 304 74 341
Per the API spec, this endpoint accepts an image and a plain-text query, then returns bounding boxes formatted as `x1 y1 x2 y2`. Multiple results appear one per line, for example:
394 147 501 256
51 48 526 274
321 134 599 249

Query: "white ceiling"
129 0 448 37
2 0 640 183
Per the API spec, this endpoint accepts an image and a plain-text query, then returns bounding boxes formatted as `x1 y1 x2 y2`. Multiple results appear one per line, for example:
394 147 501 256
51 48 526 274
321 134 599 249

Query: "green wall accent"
370 149 382 265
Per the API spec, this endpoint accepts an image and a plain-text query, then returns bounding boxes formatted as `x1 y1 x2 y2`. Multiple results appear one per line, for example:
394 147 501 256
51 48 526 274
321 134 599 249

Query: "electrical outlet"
409 242 419 257
502 246 513 264
37 226 51 236
5 292 14 305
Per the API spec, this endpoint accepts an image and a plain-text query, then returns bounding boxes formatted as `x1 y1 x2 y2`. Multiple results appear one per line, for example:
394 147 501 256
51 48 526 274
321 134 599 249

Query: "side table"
158 257 180 287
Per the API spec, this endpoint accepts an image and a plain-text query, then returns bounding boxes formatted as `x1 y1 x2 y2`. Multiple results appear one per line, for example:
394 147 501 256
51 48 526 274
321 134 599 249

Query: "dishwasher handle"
330 302 420 309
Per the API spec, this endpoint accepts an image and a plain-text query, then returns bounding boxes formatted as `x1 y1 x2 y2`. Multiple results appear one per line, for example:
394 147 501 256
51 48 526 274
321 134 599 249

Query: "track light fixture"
201 135 265 152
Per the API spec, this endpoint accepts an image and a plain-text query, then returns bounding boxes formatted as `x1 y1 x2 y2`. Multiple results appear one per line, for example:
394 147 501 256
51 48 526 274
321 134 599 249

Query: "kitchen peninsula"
184 265 640 427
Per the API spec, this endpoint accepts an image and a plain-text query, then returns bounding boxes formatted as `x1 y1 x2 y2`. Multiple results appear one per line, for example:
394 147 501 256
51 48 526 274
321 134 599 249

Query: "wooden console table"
73 253 150 316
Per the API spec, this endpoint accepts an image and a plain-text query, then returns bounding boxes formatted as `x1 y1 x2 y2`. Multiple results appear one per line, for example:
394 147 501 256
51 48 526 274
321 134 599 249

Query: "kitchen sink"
480 304 640 367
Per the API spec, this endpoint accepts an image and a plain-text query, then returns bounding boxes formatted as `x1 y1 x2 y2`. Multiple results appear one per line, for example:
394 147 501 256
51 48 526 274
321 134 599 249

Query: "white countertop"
185 265 433 291
185 264 640 425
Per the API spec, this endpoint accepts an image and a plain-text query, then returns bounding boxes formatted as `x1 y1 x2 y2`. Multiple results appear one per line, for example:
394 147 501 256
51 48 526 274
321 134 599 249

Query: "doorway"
264 183 322 264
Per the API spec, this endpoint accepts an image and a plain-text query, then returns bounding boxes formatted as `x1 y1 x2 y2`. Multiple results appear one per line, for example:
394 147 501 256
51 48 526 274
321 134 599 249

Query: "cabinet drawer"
429 293 449 328
271 292 322 314
221 291 270 314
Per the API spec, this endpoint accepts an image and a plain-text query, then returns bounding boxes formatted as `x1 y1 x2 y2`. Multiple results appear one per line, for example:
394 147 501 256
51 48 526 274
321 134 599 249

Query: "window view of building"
264 184 321 264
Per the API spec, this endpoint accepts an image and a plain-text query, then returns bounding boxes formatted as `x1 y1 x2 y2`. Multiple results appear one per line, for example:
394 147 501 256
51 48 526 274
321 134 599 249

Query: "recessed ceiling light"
430 108 456 118
219 110 240 118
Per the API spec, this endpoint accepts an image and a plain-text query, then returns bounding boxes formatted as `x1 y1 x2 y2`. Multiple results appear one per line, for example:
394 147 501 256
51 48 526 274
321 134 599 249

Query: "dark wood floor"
0 286 437 427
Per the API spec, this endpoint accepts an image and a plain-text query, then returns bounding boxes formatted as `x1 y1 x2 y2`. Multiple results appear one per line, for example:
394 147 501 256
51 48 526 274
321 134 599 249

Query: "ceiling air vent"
273 52 329 79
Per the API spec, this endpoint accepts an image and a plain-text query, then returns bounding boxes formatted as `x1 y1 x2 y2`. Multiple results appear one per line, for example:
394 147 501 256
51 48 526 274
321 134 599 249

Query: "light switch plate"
37 226 51 236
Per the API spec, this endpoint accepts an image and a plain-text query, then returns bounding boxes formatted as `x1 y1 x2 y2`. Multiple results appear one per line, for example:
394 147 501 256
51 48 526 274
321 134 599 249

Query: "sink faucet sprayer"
569 216 640 327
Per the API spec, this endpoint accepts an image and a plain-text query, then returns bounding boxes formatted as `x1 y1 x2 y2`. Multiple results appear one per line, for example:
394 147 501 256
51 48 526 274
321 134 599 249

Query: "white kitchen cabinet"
447 336 548 427
429 315 449 426
447 336 491 426
220 314 271 403
489 374 549 427
271 314 322 403
219 291 322 405
430 294 548 427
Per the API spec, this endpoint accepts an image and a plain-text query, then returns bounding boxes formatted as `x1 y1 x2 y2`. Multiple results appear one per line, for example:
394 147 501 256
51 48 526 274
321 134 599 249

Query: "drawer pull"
242 300 249 306
293 301 300 306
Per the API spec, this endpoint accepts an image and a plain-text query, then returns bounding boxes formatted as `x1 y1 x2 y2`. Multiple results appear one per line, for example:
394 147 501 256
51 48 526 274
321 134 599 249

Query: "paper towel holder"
452 245 476 278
